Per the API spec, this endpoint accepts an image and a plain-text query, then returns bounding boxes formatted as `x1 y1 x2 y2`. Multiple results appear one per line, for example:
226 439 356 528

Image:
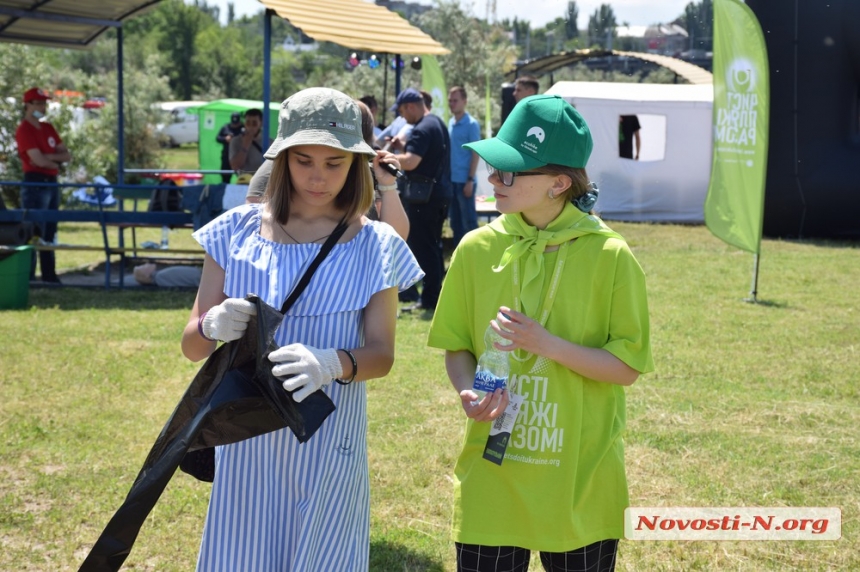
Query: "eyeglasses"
486 164 545 187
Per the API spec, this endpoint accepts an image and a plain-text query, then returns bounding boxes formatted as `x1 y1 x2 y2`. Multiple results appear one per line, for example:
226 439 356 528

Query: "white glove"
269 344 343 403
201 298 257 342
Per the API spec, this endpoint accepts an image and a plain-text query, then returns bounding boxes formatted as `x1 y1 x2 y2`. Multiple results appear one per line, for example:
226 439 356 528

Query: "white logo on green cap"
526 126 545 143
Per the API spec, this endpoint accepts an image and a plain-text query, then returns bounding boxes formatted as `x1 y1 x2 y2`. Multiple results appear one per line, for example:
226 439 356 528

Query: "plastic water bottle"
472 324 510 394
160 226 169 249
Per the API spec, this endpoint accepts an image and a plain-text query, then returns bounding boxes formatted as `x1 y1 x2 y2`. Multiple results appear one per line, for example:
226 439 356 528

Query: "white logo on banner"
726 58 756 92
715 57 760 148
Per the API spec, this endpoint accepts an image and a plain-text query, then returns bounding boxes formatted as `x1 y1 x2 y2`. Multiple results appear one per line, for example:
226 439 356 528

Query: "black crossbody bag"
399 118 447 204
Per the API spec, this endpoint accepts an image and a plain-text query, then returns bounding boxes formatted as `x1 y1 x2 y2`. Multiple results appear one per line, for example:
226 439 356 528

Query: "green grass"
1 223 858 571
161 144 200 171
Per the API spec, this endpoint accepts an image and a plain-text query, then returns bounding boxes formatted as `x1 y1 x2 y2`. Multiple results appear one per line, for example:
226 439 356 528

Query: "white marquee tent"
453 81 719 224
547 81 714 222
475 82 714 222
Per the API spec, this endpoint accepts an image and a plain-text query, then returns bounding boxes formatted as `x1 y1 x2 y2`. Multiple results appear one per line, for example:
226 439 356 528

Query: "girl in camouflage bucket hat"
181 87 423 571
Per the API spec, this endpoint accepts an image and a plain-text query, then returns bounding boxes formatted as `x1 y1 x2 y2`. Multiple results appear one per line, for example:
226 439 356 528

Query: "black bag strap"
405 172 435 184
405 156 444 185
251 140 263 155
279 218 349 314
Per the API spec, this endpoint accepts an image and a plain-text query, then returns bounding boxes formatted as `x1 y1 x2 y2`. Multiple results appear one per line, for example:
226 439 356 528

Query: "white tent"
545 81 713 223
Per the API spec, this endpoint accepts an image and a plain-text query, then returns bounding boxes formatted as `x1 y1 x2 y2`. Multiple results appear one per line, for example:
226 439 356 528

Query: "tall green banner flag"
421 55 448 124
705 0 770 254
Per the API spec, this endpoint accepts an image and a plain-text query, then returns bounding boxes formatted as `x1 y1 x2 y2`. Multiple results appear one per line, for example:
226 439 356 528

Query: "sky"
204 0 692 29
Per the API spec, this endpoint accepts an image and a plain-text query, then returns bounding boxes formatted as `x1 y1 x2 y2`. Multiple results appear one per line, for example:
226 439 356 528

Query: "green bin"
0 245 33 310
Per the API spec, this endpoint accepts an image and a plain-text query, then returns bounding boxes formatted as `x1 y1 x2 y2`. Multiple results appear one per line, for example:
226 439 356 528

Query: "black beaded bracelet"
335 348 357 385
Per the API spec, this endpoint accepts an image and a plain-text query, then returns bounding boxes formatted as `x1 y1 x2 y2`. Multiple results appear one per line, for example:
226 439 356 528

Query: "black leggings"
455 539 618 572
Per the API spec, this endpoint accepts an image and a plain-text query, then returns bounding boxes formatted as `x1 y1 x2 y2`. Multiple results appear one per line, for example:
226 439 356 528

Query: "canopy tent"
260 0 449 56
545 81 714 223
257 0 449 147
506 49 714 85
187 99 281 184
0 0 159 48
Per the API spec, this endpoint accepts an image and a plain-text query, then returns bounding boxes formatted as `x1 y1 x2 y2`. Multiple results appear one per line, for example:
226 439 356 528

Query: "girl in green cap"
428 94 654 571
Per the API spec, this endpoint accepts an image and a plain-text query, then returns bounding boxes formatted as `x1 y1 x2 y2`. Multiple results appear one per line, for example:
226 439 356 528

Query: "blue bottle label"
473 370 507 392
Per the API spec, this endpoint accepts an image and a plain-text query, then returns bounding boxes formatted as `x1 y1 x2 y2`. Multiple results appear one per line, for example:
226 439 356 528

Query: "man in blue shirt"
447 86 481 246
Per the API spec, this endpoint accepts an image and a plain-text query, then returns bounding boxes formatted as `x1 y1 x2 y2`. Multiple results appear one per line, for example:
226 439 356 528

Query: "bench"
0 208 200 288
112 187 193 259
1 182 242 287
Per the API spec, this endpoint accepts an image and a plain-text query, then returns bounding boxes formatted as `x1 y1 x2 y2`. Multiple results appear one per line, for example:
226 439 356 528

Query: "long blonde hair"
264 149 375 225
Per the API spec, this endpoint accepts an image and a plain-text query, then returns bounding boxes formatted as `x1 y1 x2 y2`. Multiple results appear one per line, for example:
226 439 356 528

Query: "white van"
155 101 205 147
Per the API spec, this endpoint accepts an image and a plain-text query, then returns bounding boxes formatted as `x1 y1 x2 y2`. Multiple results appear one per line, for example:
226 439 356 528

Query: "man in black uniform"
216 112 244 182
392 88 451 312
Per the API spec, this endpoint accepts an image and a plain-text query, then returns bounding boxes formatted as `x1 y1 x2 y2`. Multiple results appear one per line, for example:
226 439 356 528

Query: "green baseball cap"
465 94 592 171
265 87 376 160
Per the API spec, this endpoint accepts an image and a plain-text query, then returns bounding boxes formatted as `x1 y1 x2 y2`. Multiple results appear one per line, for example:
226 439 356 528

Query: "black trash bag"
78 295 336 572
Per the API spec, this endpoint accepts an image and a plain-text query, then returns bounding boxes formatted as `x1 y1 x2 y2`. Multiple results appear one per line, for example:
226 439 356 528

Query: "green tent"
188 99 281 184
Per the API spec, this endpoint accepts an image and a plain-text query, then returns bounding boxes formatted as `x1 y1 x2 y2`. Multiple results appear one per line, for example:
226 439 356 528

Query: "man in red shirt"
15 87 72 283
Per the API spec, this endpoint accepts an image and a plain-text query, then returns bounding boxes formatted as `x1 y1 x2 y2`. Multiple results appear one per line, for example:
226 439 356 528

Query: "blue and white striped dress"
192 204 423 571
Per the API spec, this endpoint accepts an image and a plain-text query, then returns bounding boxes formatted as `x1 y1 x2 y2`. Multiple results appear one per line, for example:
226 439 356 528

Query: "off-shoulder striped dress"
192 204 423 571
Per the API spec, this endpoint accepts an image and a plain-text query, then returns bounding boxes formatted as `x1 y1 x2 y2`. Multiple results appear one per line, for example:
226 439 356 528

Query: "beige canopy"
261 0 449 55
1 0 449 56
0 0 159 48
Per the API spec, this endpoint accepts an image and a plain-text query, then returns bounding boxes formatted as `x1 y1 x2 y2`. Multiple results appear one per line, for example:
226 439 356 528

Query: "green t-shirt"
428 220 654 552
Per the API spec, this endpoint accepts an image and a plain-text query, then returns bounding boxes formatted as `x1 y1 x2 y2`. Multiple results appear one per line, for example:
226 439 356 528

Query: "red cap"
23 87 51 103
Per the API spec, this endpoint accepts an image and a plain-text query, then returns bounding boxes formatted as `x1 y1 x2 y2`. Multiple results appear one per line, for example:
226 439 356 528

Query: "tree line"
0 0 711 201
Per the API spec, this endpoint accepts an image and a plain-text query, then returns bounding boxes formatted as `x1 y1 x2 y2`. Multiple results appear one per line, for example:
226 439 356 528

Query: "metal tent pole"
113 25 125 289
263 9 273 150
395 54 402 95
745 253 761 303
117 25 125 188
382 54 390 126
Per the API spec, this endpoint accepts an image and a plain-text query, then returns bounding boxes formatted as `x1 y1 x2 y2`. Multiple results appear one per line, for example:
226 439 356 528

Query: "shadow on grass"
398 307 436 322
24 287 196 311
780 237 860 250
743 297 789 308
370 540 445 572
